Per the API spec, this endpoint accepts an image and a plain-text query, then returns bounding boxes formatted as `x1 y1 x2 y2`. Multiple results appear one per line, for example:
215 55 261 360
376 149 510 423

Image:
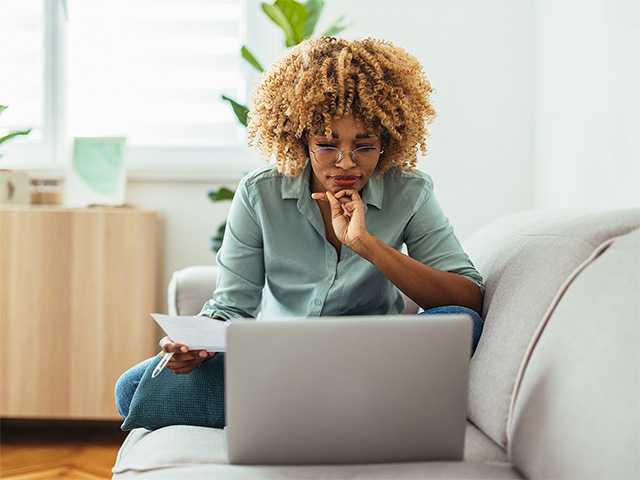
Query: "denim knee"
114 356 158 418
419 305 484 356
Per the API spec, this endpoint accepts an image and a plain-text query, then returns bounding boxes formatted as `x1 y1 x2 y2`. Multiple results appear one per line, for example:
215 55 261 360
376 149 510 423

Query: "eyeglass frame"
308 144 385 166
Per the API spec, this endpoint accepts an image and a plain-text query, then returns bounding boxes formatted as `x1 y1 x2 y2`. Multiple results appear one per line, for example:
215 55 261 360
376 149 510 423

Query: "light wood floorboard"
1 419 126 480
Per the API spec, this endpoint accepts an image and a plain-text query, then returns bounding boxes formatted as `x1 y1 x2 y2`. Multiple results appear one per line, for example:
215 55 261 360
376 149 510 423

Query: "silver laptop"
223 314 472 465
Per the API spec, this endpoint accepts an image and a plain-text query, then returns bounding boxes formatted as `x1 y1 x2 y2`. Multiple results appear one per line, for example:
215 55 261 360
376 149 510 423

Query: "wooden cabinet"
0 205 164 420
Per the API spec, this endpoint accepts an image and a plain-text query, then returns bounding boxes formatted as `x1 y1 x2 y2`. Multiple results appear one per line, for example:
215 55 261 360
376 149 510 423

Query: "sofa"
112 208 640 479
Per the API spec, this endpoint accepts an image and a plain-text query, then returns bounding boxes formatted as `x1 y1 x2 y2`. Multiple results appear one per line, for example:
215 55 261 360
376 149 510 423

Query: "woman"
115 37 485 418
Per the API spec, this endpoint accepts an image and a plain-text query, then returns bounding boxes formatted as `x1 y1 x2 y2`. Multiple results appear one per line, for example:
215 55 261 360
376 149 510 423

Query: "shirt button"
314 299 322 306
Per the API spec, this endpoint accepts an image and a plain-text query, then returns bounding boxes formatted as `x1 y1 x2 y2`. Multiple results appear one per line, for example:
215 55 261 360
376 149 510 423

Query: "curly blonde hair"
246 36 436 176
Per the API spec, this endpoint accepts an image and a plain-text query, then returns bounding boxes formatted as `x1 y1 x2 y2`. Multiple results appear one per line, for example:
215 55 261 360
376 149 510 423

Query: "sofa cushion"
112 423 514 479
507 228 640 479
112 462 519 479
462 208 640 447
465 422 507 463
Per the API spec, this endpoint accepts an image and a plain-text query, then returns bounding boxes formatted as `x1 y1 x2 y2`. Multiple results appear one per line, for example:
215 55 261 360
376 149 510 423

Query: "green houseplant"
208 0 350 252
0 105 31 159
0 104 32 204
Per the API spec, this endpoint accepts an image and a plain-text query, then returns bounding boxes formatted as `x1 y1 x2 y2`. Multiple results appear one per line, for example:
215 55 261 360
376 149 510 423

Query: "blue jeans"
418 304 484 356
115 355 158 418
114 305 484 419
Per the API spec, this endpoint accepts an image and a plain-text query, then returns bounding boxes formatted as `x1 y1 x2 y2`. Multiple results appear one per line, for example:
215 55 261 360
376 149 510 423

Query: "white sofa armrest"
168 266 218 316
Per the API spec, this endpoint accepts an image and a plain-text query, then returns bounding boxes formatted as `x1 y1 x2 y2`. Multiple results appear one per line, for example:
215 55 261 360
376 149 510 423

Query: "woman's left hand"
311 189 370 251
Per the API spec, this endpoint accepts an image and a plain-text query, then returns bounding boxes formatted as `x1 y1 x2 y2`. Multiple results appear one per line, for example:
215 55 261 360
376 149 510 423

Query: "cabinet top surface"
0 204 158 214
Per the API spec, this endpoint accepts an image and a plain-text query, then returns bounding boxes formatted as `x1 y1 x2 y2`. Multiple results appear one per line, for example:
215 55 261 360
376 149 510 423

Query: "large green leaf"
0 105 7 115
275 0 307 45
303 0 324 38
241 45 264 72
261 2 296 47
0 128 31 145
322 14 350 37
261 1 308 47
221 95 249 127
207 186 235 202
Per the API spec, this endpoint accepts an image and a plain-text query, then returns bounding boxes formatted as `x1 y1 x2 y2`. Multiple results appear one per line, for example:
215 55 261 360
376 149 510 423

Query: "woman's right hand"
159 336 216 374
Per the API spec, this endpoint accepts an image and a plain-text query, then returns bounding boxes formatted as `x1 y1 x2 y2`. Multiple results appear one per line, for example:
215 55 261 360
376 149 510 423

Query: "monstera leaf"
262 0 308 47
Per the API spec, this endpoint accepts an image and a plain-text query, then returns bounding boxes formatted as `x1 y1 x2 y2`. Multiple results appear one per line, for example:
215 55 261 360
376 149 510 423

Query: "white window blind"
0 0 44 142
67 0 246 146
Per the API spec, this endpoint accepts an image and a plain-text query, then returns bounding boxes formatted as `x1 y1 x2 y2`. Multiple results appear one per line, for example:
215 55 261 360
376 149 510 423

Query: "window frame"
6 0 276 183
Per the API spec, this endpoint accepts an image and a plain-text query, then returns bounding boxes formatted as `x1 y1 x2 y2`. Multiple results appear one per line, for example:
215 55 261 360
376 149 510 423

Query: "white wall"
533 0 640 208
320 0 535 237
126 0 536 308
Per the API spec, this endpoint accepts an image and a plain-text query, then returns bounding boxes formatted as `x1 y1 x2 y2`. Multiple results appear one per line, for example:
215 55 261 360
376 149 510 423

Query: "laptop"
223 314 472 465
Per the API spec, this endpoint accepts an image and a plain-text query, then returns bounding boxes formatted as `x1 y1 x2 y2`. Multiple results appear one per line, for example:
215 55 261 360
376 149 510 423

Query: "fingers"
334 189 357 199
161 338 212 358
159 336 173 350
312 190 360 202
168 359 193 369
325 191 343 219
158 338 214 374
311 190 361 219
168 357 203 369
314 192 350 208
161 339 189 354
170 349 208 362
167 353 208 371
341 203 353 217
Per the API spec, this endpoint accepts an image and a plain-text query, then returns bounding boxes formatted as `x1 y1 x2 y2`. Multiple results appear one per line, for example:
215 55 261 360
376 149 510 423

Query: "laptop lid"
224 314 472 465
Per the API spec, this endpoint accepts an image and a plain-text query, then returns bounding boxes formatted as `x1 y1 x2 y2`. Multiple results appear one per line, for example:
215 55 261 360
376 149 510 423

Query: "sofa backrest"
463 208 640 447
507 227 640 479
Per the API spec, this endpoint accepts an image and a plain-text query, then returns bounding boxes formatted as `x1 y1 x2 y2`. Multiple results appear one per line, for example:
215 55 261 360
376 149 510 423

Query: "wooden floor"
1 419 127 479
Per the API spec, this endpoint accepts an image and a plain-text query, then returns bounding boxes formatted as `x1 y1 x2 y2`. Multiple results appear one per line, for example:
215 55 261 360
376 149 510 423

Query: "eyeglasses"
309 144 384 166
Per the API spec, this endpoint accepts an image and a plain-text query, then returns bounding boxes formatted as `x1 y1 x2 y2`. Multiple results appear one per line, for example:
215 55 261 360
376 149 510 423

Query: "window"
1 1 44 141
1 0 258 180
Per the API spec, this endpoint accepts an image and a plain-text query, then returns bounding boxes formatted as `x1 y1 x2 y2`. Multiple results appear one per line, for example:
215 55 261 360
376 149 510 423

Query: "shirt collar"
281 161 384 210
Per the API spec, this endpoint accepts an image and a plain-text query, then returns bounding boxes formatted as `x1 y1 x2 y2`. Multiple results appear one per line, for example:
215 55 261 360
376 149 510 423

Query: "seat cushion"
112 462 519 479
112 423 512 479
462 208 640 446
465 422 507 463
508 228 640 479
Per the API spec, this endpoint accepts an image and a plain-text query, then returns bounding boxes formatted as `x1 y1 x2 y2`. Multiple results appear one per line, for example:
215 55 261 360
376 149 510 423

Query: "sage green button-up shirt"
198 161 485 320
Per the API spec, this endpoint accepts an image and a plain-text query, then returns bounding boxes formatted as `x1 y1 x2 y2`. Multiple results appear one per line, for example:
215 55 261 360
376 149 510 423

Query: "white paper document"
151 313 228 352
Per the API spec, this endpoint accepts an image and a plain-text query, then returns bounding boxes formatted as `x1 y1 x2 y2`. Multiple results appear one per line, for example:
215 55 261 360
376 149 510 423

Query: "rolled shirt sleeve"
404 176 486 296
198 176 265 320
